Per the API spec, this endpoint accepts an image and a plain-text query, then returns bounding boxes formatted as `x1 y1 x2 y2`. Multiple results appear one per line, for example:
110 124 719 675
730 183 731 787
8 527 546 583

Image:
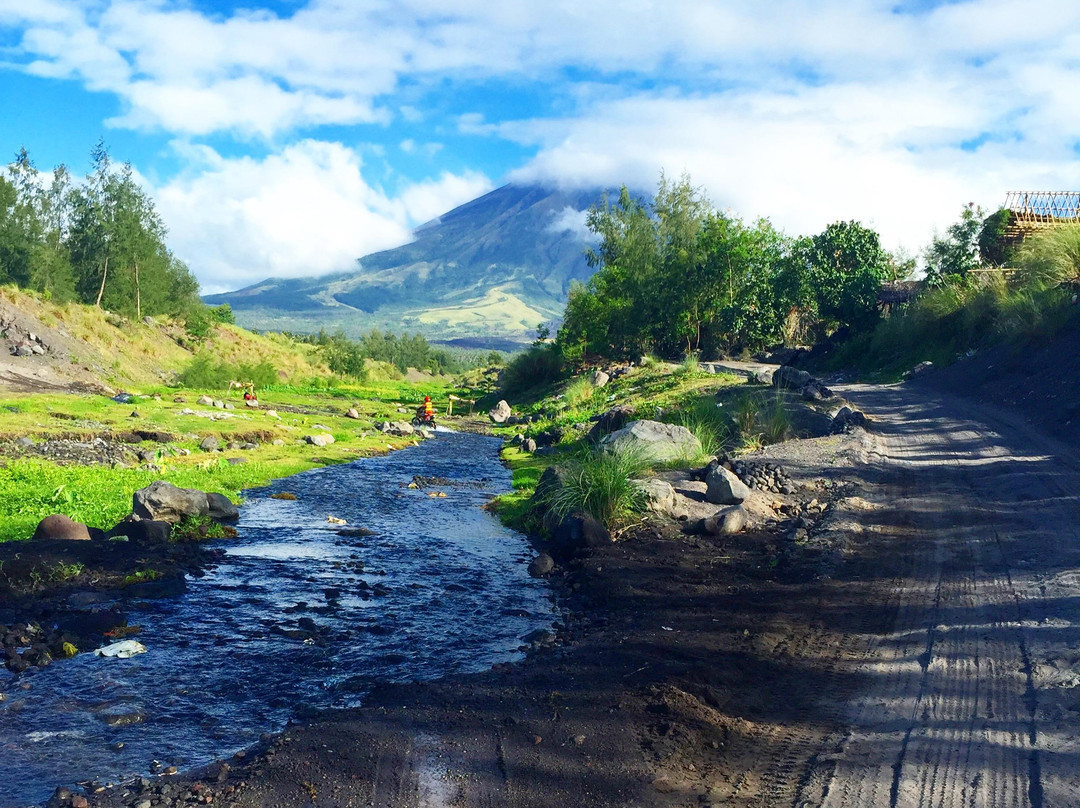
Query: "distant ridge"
205 184 615 345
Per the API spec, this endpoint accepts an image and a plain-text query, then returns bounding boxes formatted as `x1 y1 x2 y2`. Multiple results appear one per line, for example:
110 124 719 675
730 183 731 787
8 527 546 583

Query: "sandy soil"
44 381 1080 808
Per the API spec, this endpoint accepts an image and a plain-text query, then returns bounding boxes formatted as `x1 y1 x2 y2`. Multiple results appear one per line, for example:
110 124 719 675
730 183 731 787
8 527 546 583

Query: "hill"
204 184 611 345
0 285 327 394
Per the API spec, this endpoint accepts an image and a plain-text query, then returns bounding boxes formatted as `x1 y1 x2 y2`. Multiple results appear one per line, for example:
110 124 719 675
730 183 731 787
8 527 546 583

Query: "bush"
562 375 596 409
1017 225 1080 289
210 303 236 324
548 444 651 527
501 342 564 396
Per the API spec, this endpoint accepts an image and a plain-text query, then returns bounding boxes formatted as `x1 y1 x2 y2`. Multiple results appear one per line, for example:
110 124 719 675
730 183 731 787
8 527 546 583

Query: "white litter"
94 640 147 658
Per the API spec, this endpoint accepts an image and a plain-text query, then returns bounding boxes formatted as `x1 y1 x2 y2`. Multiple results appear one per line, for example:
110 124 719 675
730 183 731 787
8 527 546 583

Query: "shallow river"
0 431 556 807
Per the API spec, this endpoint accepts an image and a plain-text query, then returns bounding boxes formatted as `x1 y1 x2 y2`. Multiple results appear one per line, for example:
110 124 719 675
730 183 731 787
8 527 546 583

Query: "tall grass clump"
548 444 651 527
1017 225 1080 289
729 390 791 449
675 352 701 376
669 398 731 461
562 375 597 409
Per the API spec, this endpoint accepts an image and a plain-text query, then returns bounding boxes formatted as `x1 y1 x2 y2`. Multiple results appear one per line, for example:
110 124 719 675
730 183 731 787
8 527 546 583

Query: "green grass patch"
547 444 651 528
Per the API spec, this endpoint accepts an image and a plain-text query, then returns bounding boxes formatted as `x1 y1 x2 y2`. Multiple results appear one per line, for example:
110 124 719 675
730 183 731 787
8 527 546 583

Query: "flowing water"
0 432 556 806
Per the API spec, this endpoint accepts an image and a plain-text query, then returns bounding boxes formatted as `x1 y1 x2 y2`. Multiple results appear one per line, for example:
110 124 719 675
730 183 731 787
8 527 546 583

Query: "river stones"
32 514 92 541
206 493 240 522
132 481 210 523
528 552 555 577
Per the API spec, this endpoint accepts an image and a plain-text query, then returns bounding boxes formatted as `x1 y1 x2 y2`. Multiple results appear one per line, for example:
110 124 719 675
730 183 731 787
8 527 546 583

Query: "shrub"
501 342 564 396
1017 225 1080 289
548 444 651 527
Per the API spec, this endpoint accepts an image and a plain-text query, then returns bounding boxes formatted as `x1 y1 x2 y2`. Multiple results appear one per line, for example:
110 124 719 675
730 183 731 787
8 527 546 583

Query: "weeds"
172 515 233 541
548 444 651 527
562 375 596 408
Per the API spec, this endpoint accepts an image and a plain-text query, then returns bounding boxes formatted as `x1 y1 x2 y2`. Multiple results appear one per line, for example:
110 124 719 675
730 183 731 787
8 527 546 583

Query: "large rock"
637 478 676 515
531 466 567 506
196 395 214 406
590 370 610 388
545 510 612 556
489 400 512 423
830 406 868 434
704 463 751 505
108 519 172 543
199 436 220 451
600 420 701 464
305 433 335 446
132 481 209 523
528 553 555 577
206 493 240 522
389 422 415 436
703 505 748 535
33 514 91 541
771 366 812 390
587 405 635 442
345 407 361 419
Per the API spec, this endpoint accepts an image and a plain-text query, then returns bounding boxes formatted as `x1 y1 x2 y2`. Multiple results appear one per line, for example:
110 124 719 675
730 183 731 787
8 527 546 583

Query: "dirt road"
807 384 1080 808
70 383 1080 808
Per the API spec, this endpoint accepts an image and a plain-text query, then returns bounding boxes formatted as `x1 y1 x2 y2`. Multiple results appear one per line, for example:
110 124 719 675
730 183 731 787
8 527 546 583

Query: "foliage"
1015 224 1080 289
210 303 236 324
0 143 204 321
547 444 651 528
925 203 984 284
171 515 229 541
559 172 890 363
177 355 279 389
978 208 1016 267
562 375 597 408
289 328 459 377
500 339 565 397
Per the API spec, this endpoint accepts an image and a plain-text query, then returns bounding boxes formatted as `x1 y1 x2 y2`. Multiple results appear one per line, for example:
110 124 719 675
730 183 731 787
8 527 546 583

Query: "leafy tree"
925 203 984 283
978 208 1015 267
802 220 890 332
210 303 236 324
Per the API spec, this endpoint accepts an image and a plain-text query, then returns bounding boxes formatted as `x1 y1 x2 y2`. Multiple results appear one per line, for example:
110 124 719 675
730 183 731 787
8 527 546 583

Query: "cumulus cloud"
5 0 1080 266
153 141 490 293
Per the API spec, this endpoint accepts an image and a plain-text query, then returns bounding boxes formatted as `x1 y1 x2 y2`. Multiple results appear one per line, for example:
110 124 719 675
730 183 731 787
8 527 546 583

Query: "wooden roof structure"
1002 191 1080 239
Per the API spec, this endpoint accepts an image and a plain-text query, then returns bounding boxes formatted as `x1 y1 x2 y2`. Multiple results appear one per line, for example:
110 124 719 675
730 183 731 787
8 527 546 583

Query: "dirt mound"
914 318 1080 444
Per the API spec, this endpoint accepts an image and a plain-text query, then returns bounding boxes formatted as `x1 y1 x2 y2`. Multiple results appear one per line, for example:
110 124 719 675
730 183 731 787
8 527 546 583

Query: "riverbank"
51 407 879 808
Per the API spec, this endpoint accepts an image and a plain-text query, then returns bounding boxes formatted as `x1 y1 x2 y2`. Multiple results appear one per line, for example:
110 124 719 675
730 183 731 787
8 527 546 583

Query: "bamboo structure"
1002 191 1080 239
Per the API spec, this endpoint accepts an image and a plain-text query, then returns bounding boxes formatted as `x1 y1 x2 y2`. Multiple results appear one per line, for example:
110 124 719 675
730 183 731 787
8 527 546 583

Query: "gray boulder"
15 436 34 450
206 493 239 522
32 514 91 541
772 366 812 390
389 421 415 436
528 553 555 577
587 405 635 442
196 395 214 406
133 481 209 523
703 505 748 535
600 420 701 464
637 478 676 515
199 436 220 451
522 437 537 453
590 369 610 388
345 407 361 419
305 433 335 446
489 399 512 423
705 463 751 505
752 367 775 385
830 406 868 434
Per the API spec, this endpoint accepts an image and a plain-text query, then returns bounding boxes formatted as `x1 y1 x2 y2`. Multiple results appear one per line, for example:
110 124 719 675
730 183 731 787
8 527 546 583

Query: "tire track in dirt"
811 385 1080 808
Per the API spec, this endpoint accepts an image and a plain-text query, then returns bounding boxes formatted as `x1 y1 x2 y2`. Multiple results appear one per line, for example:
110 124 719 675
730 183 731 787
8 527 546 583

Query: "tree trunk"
134 259 141 320
95 255 108 307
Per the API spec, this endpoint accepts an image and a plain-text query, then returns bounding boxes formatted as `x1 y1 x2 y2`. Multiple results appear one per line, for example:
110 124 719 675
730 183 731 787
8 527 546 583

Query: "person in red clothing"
424 396 434 419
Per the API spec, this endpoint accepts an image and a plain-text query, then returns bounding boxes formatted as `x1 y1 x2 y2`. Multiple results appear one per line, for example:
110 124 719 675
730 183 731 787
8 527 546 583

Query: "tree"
801 220 889 332
925 203 984 283
978 208 1015 267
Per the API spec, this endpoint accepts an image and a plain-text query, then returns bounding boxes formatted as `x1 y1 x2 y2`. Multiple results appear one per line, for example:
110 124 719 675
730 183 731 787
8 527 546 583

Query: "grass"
546 444 651 528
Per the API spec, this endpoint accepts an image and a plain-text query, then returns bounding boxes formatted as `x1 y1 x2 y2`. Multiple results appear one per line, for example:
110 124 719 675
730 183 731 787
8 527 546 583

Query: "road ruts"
812 384 1080 808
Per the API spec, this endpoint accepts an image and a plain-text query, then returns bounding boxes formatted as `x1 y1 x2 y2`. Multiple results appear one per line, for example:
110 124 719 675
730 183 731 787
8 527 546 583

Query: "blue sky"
2 0 1079 293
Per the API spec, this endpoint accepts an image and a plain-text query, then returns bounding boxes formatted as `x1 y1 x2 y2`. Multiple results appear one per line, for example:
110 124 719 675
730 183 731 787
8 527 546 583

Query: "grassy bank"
0 377 471 542
488 361 802 533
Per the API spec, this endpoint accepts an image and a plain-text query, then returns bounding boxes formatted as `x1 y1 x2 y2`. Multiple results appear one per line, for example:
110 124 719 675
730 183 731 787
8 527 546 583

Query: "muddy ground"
18 369 1080 808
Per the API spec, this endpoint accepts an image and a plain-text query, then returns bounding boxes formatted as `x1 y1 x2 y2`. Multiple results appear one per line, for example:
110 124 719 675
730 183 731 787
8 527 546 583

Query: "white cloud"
546 206 593 242
153 141 490 293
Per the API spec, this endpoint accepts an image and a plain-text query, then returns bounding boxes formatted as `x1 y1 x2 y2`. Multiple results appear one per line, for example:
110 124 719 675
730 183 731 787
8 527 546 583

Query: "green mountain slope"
205 184 608 345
